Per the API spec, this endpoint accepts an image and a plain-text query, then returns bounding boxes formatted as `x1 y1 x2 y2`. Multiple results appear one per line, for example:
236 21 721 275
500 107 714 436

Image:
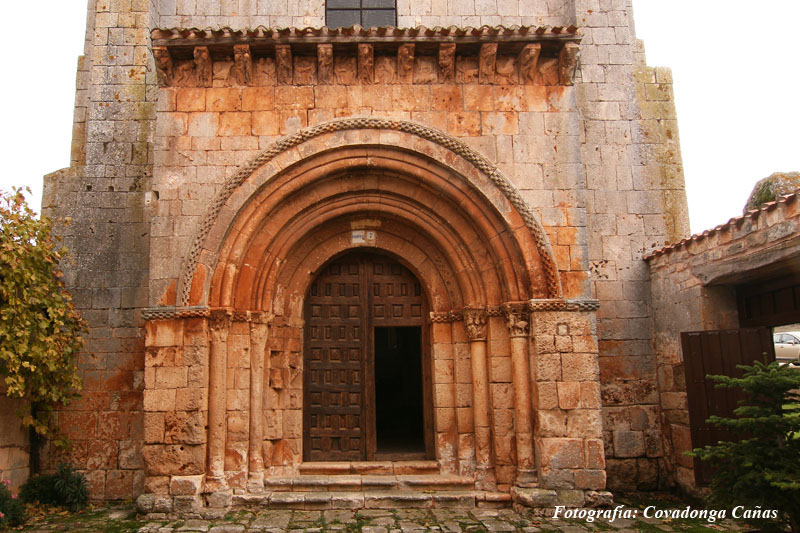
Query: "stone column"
503 302 537 486
247 314 271 492
463 308 496 489
206 309 232 492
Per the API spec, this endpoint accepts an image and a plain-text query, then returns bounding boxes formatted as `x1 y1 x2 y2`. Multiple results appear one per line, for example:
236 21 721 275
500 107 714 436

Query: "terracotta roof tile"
151 24 581 44
644 188 800 260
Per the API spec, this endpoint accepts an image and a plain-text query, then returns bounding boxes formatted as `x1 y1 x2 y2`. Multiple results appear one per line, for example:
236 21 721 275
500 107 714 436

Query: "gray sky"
1 1 798 235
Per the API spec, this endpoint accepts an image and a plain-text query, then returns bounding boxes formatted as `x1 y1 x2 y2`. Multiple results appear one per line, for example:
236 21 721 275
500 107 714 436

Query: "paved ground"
17 505 754 532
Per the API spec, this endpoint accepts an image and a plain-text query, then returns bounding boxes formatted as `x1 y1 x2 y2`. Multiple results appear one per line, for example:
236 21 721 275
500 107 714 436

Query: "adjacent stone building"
34 0 692 515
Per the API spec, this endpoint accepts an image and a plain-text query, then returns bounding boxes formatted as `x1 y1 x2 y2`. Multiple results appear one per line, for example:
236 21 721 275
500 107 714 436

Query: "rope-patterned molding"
527 298 600 312
177 118 562 306
142 306 211 320
142 307 275 322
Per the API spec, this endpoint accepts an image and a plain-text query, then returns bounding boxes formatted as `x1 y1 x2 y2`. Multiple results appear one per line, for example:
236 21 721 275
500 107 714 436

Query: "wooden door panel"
680 327 775 485
304 257 365 461
303 252 428 461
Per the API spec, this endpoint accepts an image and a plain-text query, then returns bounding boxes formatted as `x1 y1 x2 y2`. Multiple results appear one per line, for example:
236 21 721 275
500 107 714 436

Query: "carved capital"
502 303 530 338
153 47 173 86
558 42 580 86
249 320 269 344
209 309 232 343
233 44 252 86
462 308 488 341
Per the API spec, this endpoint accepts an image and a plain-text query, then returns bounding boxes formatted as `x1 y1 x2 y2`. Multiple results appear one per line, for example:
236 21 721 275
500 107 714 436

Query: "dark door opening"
374 326 425 459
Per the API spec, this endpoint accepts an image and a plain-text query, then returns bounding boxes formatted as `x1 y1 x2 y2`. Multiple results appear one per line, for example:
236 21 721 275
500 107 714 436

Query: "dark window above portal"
327 0 396 29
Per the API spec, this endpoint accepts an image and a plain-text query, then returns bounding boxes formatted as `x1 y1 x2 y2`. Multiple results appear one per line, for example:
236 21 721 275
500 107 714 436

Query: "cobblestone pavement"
18 506 753 532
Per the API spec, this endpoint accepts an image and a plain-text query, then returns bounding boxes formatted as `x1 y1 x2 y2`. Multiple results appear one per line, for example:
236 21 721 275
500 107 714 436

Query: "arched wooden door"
303 251 432 461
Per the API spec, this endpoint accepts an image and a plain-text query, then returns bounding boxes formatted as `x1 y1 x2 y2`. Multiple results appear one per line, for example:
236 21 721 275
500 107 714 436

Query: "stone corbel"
558 42 580 86
276 45 292 85
153 46 173 86
397 43 414 84
233 44 252 86
518 43 541 85
358 44 374 84
193 46 212 88
317 44 333 85
479 43 498 84
438 43 455 83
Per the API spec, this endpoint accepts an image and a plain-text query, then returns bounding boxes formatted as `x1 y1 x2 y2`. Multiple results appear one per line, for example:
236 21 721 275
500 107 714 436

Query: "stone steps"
230 490 511 510
297 460 439 476
264 474 474 492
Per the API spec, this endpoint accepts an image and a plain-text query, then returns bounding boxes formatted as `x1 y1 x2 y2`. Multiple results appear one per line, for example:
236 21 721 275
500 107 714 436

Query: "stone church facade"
38 0 688 515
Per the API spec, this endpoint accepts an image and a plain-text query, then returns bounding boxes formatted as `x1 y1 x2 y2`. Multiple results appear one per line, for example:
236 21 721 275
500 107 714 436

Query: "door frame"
302 249 434 461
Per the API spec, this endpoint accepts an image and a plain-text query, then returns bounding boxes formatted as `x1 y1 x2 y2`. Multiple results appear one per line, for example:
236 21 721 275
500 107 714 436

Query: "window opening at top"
326 0 397 29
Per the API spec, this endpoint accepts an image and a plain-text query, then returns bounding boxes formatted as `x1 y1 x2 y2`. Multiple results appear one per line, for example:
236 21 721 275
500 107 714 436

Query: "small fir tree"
0 188 84 439
690 359 800 532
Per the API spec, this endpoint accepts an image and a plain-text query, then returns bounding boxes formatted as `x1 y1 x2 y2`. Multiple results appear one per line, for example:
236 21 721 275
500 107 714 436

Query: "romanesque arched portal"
141 120 604 509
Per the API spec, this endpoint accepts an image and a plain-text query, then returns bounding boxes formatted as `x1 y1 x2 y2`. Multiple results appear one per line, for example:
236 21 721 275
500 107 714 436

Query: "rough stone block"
612 430 645 458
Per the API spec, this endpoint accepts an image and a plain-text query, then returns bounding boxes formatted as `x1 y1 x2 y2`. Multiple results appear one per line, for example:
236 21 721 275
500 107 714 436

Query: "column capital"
502 302 530 338
462 308 488 341
209 309 233 342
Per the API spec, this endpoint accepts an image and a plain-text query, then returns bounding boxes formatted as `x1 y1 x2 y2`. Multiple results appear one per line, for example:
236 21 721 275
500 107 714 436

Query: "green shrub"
20 463 89 512
689 360 800 532
0 479 26 528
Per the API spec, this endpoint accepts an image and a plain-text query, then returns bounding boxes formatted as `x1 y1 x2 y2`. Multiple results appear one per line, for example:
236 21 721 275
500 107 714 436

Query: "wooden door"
680 327 775 485
303 252 428 461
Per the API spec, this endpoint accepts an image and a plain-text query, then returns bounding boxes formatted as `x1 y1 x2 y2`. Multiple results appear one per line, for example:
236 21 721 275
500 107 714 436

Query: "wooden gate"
680 327 775 485
303 251 427 461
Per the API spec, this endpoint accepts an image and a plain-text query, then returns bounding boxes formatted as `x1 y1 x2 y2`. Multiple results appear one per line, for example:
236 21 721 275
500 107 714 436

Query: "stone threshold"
297 459 439 476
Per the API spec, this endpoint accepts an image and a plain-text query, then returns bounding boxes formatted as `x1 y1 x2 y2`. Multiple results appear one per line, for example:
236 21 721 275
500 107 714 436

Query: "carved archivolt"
177 118 562 306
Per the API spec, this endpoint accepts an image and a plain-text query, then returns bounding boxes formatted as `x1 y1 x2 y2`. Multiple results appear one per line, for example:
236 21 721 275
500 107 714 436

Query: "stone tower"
41 0 689 513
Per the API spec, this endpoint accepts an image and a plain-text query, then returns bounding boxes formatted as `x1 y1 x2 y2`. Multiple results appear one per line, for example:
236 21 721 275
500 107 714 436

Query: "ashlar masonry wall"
35 0 693 501
573 0 690 491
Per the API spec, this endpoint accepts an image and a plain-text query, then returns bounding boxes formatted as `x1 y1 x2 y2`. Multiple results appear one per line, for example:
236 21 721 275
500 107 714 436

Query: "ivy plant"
0 188 84 438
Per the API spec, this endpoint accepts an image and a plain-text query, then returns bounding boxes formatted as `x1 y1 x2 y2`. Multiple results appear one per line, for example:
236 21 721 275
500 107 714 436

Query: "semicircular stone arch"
178 117 562 309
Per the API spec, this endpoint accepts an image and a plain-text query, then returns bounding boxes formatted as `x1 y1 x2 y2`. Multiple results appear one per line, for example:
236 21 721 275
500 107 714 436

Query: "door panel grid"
303 252 427 461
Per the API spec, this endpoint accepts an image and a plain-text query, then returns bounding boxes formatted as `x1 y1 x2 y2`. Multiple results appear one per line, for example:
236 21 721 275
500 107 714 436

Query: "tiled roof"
645 189 800 259
151 24 581 44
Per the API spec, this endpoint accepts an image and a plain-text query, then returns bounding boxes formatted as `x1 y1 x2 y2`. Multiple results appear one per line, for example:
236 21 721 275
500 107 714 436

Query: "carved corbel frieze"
233 44 253 86
438 43 456 83
479 43 498 84
502 303 530 338
317 44 333 85
397 43 415 84
558 42 580 86
518 43 541 85
153 46 173 86
276 45 293 85
358 44 374 84
462 308 488 342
